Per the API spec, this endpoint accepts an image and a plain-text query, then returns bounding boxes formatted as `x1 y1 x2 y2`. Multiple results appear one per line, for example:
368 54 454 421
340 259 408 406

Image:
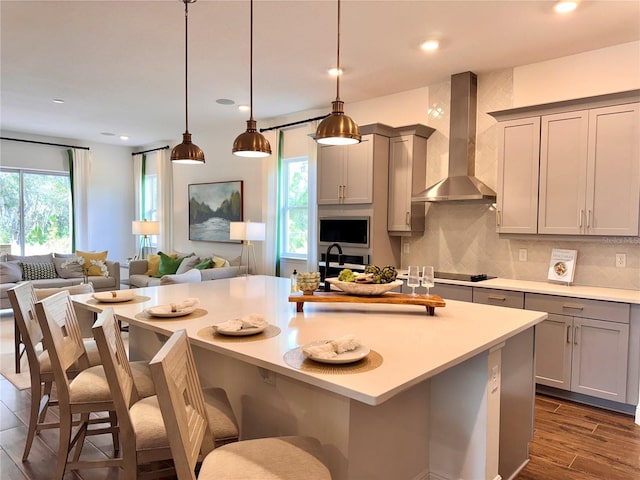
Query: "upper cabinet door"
342 138 373 204
585 103 640 236
538 111 589 235
317 144 345 204
496 117 541 234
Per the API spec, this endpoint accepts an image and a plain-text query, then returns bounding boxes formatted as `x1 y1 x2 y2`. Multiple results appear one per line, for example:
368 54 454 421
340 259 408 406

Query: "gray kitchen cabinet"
525 293 630 403
473 288 524 309
387 125 433 235
429 283 473 302
317 136 374 204
538 103 640 235
495 117 540 234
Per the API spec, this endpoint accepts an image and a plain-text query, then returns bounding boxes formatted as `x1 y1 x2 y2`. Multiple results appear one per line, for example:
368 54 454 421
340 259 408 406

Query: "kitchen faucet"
324 243 344 291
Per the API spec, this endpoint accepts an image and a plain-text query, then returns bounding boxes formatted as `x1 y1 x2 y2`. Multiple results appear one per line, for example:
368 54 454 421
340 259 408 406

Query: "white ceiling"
1 0 639 148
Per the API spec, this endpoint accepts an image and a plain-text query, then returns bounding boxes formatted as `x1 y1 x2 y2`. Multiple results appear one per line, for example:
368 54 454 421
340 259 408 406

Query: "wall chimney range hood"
412 71 497 203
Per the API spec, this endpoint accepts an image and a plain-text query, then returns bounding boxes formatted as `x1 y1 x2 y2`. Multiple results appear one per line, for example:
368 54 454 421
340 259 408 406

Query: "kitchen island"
73 275 547 480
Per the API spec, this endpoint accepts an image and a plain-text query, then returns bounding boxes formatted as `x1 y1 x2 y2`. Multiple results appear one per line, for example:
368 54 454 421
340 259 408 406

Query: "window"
0 168 72 255
142 172 158 250
280 156 308 258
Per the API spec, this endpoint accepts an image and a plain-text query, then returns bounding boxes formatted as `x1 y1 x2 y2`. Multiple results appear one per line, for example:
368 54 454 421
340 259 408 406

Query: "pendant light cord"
249 0 254 122
335 0 341 102
184 0 190 133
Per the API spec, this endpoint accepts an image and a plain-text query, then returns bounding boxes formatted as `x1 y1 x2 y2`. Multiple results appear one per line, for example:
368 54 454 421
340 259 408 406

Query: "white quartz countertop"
73 276 546 406
433 277 640 304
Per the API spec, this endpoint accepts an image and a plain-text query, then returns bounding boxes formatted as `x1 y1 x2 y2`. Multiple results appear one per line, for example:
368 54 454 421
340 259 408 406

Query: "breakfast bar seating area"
69 275 547 480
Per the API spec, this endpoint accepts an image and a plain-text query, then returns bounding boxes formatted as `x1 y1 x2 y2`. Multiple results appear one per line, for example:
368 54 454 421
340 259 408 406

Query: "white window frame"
280 156 308 260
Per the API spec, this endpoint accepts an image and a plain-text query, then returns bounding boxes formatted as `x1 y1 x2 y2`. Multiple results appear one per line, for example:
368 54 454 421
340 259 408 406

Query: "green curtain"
67 149 75 251
274 131 284 277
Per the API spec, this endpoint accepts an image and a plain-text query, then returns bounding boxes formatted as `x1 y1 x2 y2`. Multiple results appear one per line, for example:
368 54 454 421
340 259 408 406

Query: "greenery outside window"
0 168 72 255
280 156 308 258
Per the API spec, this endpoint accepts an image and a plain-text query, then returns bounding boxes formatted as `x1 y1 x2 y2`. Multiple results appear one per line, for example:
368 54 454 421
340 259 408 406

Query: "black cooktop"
435 272 496 282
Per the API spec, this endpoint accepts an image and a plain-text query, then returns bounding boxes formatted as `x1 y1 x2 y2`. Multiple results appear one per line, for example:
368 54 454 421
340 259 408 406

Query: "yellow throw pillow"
75 250 108 276
145 252 177 276
212 256 227 268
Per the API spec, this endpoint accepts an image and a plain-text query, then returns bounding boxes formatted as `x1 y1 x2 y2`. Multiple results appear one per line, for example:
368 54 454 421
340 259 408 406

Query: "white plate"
92 291 137 303
213 323 268 336
302 340 371 364
325 278 403 296
145 305 196 318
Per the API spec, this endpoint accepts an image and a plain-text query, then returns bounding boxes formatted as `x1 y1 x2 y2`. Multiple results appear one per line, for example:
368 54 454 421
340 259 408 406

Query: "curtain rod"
0 136 90 151
259 114 328 133
131 145 170 156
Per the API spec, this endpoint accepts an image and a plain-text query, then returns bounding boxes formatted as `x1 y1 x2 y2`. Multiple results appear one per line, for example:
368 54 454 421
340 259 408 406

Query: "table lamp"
132 219 160 259
229 221 266 275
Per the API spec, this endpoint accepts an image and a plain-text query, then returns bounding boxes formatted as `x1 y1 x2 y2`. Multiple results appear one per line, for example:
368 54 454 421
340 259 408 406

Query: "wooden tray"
288 292 445 316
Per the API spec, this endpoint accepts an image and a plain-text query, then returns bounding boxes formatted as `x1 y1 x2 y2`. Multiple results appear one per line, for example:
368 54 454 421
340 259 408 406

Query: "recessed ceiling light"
120 135 129 141
420 40 439 51
52 98 65 104
238 104 250 112
216 98 235 105
554 1 578 13
328 67 343 76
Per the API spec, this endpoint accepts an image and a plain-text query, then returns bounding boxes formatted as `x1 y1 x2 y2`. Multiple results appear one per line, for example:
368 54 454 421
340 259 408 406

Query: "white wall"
0 131 135 262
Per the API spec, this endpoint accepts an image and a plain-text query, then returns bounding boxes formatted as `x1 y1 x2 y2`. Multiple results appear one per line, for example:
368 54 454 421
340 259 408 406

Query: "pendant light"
315 0 361 146
232 0 271 158
171 0 205 164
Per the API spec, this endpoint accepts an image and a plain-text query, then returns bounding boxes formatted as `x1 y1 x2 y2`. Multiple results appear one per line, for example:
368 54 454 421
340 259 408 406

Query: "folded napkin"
303 334 361 359
169 297 199 312
215 314 267 332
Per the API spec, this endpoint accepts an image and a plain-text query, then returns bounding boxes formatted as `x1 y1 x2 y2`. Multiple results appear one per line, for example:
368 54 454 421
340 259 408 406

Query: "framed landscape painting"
188 181 243 242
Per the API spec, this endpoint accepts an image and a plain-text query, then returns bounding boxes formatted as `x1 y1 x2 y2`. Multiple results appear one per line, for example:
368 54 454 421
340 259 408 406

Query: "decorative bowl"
297 272 321 294
325 278 403 296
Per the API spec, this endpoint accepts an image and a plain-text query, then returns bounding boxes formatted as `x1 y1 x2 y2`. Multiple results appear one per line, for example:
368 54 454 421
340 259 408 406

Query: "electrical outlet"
615 254 626 268
403 242 410 254
519 249 527 262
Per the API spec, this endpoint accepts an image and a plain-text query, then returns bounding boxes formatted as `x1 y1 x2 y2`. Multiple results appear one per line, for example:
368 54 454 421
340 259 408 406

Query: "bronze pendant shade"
232 0 271 158
171 0 205 164
315 0 361 146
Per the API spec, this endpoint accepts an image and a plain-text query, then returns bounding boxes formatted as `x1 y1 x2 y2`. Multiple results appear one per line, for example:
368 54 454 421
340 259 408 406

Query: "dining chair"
92 308 240 479
34 290 155 480
7 281 102 461
150 329 332 480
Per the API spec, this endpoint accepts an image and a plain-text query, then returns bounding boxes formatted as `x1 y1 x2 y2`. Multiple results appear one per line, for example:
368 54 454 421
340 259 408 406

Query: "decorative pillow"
7 253 53 264
53 252 77 259
160 268 201 285
21 262 58 280
145 252 177 276
175 255 201 275
0 260 22 282
154 252 185 278
76 250 108 276
195 258 214 270
212 256 228 268
53 256 85 279
227 255 242 267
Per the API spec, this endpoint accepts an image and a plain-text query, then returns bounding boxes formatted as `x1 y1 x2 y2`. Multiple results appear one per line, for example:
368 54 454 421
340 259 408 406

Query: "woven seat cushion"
130 360 155 398
69 365 111 403
38 338 101 373
199 436 330 480
130 387 238 451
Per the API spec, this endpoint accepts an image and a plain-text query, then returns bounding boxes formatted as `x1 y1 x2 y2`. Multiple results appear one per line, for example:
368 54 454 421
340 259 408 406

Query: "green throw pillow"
195 258 214 270
154 252 185 278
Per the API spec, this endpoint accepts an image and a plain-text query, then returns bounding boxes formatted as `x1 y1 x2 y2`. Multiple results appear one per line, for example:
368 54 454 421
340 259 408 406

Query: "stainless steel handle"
337 185 342 199
496 210 501 227
563 303 584 311
341 185 346 199
574 326 579 345
578 209 583 228
405 211 410 225
566 325 571 344
587 209 591 228
488 295 506 302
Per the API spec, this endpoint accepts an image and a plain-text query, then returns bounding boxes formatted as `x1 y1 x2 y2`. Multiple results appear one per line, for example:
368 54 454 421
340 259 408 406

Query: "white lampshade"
229 221 266 242
132 220 160 236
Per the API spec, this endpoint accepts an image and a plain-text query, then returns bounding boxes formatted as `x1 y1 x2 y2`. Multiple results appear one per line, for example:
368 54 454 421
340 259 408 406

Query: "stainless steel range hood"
412 71 497 203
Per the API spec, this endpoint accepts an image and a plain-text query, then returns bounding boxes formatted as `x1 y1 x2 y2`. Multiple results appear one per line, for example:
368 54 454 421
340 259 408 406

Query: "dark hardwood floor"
1 370 639 479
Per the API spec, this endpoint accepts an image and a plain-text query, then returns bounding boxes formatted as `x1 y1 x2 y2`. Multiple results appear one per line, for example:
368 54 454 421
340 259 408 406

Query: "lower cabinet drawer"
473 288 524 309
430 283 473 302
525 293 630 323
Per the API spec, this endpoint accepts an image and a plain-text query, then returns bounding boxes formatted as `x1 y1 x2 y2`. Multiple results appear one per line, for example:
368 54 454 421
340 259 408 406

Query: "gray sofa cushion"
0 260 22 283
7 253 53 263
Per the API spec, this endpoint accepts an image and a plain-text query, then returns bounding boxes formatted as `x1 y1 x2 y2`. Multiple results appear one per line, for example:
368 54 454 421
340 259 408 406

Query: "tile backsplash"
403 69 640 291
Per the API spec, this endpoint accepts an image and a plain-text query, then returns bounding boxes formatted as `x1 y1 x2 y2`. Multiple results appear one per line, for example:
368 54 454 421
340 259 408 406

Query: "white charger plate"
213 323 268 336
302 340 370 364
92 291 137 303
145 305 196 318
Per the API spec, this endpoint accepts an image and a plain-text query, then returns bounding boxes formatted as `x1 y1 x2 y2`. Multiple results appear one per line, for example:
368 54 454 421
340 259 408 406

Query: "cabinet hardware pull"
578 209 583 228
488 295 506 301
337 185 341 199
405 211 410 225
587 209 591 228
342 185 346 199
562 303 584 310
574 326 579 345
566 325 571 344
496 210 501 227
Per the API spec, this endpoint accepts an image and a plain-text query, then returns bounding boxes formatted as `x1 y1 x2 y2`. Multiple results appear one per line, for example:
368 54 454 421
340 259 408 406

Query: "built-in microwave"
318 216 370 248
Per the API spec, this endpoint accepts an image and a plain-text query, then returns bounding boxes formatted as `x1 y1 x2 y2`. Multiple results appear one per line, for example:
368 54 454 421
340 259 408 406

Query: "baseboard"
427 472 501 480
536 385 636 415
503 459 529 480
